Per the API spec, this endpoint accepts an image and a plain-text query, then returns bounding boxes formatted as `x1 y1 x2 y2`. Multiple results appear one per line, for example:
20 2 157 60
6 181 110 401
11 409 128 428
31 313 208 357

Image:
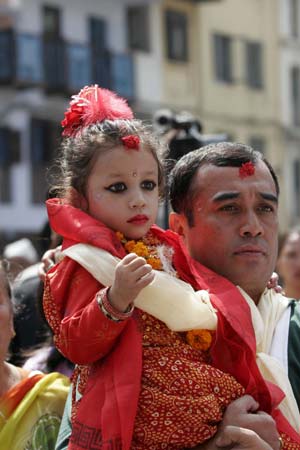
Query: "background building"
0 0 299 250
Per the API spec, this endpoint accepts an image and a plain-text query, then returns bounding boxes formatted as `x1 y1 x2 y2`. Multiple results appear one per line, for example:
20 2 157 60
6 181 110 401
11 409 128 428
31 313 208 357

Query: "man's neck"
242 287 264 305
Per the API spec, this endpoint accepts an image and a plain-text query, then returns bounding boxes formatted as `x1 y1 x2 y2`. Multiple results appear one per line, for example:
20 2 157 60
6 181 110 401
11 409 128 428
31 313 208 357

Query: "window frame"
213 33 233 83
165 9 188 62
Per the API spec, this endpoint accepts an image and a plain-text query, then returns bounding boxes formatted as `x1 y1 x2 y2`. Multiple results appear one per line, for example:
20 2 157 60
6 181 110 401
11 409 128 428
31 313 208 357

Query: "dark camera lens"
157 115 171 126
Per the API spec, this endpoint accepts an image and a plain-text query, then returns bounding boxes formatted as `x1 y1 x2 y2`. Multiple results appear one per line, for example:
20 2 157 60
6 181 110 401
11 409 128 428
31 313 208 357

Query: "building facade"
0 0 298 247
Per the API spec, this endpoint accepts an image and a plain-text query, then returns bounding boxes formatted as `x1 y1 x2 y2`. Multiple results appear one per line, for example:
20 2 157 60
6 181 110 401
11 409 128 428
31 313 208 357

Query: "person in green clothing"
287 299 300 411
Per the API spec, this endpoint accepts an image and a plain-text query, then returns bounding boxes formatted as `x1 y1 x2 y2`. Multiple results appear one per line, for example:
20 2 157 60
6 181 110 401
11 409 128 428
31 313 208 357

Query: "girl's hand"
267 272 283 293
109 253 155 312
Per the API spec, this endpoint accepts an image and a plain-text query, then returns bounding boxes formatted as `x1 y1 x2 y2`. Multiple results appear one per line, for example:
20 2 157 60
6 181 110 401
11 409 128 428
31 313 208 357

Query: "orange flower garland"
186 329 214 351
116 231 162 270
116 231 213 351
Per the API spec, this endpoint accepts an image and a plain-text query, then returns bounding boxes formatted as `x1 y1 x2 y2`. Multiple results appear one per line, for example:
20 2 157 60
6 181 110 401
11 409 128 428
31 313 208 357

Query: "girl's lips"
127 215 149 225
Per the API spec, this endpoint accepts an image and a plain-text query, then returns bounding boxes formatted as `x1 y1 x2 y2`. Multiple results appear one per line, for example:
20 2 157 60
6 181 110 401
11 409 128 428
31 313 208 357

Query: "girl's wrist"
96 287 134 322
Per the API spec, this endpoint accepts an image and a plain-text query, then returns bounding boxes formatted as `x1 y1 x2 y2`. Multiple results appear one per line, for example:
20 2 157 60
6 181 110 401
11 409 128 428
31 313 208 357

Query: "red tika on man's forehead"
239 161 255 179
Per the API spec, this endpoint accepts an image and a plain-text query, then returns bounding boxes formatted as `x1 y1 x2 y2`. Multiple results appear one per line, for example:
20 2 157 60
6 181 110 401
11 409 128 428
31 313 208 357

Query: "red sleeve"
43 256 129 365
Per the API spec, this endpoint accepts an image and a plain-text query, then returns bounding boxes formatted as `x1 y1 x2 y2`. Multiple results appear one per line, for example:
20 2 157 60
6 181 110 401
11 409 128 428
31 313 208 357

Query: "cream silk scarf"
63 243 217 332
64 244 299 431
238 286 300 432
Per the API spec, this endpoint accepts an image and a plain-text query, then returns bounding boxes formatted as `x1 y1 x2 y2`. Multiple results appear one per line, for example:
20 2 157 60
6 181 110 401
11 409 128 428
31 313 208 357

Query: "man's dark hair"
168 141 279 226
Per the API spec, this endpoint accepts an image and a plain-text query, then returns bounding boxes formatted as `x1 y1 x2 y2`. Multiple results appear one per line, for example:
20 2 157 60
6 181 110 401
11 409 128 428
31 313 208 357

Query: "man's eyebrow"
212 192 239 202
259 192 278 203
212 191 278 203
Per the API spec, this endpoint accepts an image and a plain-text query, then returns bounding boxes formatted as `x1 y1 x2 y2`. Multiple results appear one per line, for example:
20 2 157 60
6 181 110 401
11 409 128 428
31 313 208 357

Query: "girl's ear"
66 187 88 211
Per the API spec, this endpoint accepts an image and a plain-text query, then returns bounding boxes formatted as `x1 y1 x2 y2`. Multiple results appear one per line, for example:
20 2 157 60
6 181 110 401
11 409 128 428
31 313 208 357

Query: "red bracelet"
96 287 134 322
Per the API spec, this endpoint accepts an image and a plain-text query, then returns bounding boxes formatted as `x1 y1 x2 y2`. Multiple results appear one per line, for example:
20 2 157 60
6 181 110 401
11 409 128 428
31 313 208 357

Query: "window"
0 128 20 203
30 119 60 203
43 5 60 38
43 6 64 92
67 44 91 91
127 5 150 52
111 53 134 99
294 160 300 216
0 29 14 83
16 34 43 85
89 17 110 87
89 17 107 54
245 41 263 89
213 34 233 83
291 66 300 126
249 136 266 154
290 0 299 38
165 10 188 61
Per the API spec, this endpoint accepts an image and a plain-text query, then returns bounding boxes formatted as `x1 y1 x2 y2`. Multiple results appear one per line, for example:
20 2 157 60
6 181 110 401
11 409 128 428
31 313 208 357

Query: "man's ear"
169 212 187 237
66 187 88 211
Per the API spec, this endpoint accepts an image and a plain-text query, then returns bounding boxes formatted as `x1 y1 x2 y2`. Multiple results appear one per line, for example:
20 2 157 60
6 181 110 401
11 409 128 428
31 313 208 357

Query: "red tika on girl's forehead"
121 135 140 150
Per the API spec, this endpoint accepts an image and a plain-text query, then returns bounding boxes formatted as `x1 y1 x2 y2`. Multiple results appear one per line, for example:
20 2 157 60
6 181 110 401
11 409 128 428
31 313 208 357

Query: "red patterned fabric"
132 311 244 449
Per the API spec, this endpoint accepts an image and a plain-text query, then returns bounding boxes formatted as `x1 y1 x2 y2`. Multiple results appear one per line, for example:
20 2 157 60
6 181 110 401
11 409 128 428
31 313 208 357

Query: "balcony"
0 29 135 98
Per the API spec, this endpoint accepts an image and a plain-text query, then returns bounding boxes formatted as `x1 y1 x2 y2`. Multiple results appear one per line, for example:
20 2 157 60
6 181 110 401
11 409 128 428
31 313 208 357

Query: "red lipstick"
127 214 149 225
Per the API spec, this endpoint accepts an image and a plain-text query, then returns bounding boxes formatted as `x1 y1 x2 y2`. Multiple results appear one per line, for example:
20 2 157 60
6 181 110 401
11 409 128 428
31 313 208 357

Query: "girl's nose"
129 193 146 209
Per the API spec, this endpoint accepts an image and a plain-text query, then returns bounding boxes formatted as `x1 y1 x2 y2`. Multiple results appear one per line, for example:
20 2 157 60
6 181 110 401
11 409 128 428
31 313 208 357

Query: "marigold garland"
116 231 162 270
116 231 213 351
186 329 214 351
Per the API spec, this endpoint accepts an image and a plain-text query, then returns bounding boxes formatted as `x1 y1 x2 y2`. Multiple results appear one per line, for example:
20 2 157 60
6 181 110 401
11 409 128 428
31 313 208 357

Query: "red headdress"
61 85 134 137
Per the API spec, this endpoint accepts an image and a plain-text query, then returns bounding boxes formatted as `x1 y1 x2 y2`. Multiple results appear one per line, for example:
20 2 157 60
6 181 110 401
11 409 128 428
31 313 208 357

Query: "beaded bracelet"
96 287 134 323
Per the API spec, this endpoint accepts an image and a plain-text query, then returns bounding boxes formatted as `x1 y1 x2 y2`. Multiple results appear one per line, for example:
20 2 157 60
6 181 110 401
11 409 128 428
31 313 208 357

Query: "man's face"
170 161 279 301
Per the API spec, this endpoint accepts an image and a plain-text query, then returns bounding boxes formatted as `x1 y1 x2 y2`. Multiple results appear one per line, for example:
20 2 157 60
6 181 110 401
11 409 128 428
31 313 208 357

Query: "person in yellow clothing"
0 259 70 449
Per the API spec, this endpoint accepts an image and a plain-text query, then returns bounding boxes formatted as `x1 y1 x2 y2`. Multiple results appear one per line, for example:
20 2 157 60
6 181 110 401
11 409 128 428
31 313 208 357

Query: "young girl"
43 85 246 450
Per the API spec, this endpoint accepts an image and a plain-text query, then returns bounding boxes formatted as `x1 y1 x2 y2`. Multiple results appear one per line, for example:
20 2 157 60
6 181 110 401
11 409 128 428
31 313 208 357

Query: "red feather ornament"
61 85 134 137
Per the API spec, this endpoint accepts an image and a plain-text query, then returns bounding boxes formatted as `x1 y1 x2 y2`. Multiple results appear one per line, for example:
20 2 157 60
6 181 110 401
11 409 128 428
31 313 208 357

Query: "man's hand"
38 246 62 281
109 253 155 312
218 396 280 450
192 396 280 450
216 425 273 449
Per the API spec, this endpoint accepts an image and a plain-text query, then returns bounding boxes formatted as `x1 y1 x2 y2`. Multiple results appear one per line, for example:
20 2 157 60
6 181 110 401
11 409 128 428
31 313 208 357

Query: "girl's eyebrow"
107 170 157 178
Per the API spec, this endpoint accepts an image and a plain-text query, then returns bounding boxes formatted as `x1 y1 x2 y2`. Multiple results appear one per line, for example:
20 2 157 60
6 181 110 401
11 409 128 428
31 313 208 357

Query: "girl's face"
85 145 159 240
277 233 300 289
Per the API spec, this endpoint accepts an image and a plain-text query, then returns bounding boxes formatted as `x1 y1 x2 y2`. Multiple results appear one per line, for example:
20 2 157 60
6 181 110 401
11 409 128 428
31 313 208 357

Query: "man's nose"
239 211 264 237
